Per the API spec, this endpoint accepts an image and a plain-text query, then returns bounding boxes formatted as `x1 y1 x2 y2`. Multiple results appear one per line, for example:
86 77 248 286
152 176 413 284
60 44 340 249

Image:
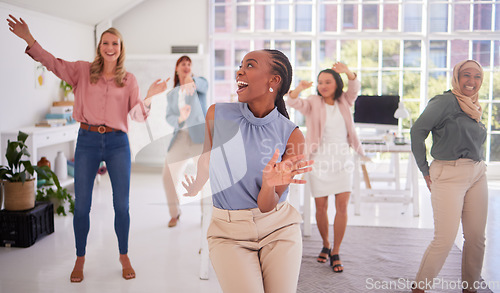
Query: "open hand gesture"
262 149 313 187
182 175 198 197
332 62 349 74
7 14 35 47
178 105 191 123
297 80 313 91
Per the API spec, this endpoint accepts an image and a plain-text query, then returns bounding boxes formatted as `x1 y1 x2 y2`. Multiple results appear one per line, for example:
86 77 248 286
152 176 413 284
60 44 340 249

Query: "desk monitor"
354 95 399 130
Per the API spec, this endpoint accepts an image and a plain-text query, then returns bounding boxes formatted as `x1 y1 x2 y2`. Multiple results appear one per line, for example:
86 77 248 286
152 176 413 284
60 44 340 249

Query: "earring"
269 87 274 93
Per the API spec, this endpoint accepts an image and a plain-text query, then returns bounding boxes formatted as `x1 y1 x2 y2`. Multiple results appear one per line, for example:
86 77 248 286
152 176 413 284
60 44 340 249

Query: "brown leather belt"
80 123 117 134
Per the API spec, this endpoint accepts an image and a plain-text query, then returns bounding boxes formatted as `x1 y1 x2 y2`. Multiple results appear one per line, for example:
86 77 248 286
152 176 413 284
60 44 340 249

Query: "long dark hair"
174 55 192 87
317 69 344 100
263 49 292 119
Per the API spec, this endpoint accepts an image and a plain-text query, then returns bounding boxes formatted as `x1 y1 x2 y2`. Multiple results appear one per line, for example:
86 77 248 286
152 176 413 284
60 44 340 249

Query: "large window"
210 0 500 162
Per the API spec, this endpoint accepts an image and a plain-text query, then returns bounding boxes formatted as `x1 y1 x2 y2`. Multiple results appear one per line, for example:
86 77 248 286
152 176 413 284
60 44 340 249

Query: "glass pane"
343 4 358 30
319 4 338 32
235 40 251 66
214 49 225 67
427 71 447 100
478 71 489 100
341 40 358 66
254 39 271 50
490 134 500 161
404 101 419 129
362 4 378 30
294 69 314 96
275 41 291 61
453 4 470 31
214 40 231 66
473 3 492 31
255 5 271 30
276 4 290 30
296 41 312 67
215 69 232 81
295 4 312 32
403 3 422 32
360 70 378 95
382 71 399 96
495 40 500 67
403 41 421 67
472 40 491 68
214 83 234 103
361 40 378 67
215 6 231 32
430 4 448 33
402 71 420 100
382 40 400 67
493 71 500 101
497 4 500 31
319 40 337 67
236 5 250 30
492 105 500 130
450 40 469 66
429 41 447 69
383 4 399 31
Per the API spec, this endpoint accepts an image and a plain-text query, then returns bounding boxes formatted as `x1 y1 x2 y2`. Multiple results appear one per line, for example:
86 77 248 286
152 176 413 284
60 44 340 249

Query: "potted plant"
36 173 75 216
0 131 55 211
60 80 73 101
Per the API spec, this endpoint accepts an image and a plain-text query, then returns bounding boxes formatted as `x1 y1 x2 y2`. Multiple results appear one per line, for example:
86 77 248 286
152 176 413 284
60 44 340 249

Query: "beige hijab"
451 60 483 122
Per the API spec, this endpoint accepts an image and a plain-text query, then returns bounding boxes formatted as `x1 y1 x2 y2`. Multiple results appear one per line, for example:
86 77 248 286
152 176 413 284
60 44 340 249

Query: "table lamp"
393 102 410 144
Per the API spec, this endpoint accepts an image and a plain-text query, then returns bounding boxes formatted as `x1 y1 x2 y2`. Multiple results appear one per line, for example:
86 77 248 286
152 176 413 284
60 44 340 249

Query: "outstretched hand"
182 174 198 197
144 78 169 106
262 149 313 188
297 80 313 91
331 61 349 74
7 14 35 47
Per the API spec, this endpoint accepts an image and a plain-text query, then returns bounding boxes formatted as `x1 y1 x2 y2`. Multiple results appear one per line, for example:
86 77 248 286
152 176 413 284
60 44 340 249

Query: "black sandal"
317 247 331 263
330 254 344 273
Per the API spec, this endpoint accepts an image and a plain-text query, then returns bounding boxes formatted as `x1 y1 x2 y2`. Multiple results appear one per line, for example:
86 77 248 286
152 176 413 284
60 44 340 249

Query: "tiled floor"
0 169 498 293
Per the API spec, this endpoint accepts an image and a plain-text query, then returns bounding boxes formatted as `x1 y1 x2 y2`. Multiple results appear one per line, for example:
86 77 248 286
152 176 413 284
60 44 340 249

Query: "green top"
410 91 486 176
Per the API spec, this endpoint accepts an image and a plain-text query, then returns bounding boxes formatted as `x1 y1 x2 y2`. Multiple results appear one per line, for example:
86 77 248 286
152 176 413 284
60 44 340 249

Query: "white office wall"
0 2 95 133
113 0 208 55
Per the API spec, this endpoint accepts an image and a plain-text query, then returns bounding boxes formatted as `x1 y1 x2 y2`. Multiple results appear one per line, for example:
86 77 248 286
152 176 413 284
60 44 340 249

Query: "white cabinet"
1 123 79 187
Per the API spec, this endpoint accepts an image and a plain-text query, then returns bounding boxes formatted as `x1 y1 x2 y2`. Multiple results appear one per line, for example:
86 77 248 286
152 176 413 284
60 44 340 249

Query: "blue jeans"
73 128 131 256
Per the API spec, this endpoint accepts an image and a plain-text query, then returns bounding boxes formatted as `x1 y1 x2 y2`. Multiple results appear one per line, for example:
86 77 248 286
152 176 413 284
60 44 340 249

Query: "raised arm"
7 15 35 48
182 104 215 197
286 80 314 115
332 62 360 106
257 128 314 213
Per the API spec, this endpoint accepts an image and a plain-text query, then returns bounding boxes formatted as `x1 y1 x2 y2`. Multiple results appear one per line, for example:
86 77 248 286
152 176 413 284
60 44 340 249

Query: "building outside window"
209 0 500 162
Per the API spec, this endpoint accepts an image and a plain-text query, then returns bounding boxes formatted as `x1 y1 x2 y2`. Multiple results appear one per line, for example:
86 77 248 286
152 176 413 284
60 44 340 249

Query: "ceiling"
2 0 146 26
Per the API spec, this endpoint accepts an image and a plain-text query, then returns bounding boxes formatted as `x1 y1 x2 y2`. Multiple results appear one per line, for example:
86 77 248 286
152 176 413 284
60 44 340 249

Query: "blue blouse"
210 103 297 210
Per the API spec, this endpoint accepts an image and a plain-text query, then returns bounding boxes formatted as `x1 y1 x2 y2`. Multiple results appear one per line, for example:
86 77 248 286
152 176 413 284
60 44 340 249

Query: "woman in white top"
287 62 365 272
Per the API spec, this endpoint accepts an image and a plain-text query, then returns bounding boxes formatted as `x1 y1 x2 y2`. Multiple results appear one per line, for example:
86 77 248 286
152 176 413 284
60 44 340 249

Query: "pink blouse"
26 41 149 133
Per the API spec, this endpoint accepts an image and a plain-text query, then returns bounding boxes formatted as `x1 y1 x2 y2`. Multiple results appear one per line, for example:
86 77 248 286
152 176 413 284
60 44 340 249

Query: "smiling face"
99 32 121 64
317 72 337 99
236 50 275 103
458 67 482 97
176 59 192 80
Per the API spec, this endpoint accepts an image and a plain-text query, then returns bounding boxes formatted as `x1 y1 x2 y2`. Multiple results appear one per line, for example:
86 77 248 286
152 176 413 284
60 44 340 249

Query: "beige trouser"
162 130 203 218
415 159 488 291
208 201 303 293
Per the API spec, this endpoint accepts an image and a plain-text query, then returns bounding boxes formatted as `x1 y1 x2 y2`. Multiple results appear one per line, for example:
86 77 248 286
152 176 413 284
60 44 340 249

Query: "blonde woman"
7 15 168 282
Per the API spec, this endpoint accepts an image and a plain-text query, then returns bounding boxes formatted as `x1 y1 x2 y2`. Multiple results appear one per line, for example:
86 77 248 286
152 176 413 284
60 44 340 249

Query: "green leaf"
17 131 29 143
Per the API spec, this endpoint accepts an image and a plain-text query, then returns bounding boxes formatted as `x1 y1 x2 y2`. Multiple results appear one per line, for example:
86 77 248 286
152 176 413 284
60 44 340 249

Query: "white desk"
353 142 419 217
1 123 79 186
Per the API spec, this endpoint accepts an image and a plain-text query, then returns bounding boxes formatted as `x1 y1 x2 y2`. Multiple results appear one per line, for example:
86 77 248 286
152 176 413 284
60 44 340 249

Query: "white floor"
0 168 498 293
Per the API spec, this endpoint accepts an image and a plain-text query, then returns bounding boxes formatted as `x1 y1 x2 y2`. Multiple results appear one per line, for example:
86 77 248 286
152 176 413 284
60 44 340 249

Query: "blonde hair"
89 27 127 87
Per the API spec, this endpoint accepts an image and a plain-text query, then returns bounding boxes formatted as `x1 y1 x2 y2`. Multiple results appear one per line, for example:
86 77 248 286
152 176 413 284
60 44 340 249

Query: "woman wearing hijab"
410 60 488 293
